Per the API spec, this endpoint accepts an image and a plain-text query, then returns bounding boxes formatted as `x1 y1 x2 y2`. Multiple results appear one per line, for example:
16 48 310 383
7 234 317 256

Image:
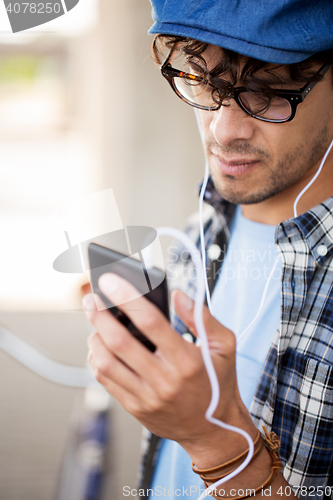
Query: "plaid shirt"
139 178 333 498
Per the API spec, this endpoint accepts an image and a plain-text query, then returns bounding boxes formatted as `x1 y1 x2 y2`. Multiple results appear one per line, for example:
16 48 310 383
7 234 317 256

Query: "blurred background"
0 0 204 499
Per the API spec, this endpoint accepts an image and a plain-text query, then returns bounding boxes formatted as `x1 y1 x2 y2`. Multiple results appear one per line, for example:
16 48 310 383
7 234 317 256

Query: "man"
84 1 333 498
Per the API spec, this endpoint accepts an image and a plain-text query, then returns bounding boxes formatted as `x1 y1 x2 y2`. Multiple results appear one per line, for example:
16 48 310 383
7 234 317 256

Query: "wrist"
181 400 257 469
190 427 284 500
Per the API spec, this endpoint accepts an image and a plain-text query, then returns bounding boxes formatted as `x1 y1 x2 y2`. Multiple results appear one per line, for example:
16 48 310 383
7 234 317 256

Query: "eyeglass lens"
238 93 292 121
173 76 216 109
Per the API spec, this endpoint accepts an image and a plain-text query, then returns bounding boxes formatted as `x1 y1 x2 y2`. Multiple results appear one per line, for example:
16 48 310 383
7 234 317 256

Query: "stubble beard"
209 125 330 206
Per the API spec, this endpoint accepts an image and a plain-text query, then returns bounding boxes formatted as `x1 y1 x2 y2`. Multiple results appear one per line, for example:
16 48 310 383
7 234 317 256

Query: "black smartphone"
88 242 169 352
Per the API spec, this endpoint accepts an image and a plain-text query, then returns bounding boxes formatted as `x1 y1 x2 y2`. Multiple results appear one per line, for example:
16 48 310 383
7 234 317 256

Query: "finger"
82 292 99 313
88 331 143 395
83 289 187 382
88 363 141 417
98 273 185 356
88 333 174 421
84 297 161 381
171 290 198 338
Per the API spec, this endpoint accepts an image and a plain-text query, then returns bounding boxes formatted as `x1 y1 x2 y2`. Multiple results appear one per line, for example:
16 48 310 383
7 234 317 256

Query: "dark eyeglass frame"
161 48 332 123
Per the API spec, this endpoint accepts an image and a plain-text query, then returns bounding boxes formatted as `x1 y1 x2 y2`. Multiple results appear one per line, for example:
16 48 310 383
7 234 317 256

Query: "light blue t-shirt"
212 206 282 408
150 207 282 498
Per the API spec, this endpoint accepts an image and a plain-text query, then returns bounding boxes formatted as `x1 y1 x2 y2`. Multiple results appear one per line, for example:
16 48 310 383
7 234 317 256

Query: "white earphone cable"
293 138 333 217
158 227 254 500
167 126 333 498
199 161 213 314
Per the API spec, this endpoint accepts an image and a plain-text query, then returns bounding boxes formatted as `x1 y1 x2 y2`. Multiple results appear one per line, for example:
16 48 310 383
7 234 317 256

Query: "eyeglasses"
161 48 332 123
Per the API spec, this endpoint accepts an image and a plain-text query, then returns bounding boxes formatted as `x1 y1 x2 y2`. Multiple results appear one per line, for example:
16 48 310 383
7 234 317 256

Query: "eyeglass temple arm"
161 43 181 69
300 63 332 99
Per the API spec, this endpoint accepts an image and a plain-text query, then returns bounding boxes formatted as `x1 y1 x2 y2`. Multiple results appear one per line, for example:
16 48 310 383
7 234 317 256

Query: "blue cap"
149 0 333 64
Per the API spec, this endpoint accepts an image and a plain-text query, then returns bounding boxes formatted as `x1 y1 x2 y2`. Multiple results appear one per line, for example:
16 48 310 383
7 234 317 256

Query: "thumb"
172 290 235 351
172 290 197 339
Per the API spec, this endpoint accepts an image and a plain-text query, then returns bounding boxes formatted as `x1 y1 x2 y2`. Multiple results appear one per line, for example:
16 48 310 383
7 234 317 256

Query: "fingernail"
99 273 119 295
82 293 96 311
178 292 193 311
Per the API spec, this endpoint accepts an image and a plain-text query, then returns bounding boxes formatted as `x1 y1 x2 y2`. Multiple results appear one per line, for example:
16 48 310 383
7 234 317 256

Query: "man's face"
197 48 333 206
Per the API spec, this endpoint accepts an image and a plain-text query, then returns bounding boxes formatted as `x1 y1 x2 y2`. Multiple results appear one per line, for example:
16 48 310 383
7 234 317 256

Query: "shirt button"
317 244 328 257
208 244 221 260
182 333 194 343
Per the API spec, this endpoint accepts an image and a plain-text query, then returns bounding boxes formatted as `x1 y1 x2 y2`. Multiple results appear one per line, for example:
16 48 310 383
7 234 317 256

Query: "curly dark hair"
152 34 333 110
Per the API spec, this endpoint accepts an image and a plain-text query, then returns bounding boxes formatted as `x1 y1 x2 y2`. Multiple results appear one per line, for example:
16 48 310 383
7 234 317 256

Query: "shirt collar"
290 198 333 265
199 176 235 219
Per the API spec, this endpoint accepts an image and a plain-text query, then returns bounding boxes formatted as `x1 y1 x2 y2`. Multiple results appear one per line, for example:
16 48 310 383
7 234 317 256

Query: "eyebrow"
242 71 304 90
184 52 308 90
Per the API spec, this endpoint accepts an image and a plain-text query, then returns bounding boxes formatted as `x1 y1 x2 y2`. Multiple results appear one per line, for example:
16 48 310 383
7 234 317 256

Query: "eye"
239 92 292 121
239 92 270 114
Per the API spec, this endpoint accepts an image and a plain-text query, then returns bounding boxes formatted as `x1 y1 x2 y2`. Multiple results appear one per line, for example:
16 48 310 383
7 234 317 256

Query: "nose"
209 99 255 146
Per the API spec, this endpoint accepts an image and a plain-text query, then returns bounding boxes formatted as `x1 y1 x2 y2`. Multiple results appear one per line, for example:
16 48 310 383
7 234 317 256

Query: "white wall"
93 0 205 230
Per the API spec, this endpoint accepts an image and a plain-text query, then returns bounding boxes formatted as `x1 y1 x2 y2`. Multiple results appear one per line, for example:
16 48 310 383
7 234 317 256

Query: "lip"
213 153 260 176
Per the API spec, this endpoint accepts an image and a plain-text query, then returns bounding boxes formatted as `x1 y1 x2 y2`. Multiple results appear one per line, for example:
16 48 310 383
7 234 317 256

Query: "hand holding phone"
88 242 169 352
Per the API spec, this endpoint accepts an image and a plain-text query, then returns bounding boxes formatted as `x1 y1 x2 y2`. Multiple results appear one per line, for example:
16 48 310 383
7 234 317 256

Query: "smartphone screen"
88 242 169 352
